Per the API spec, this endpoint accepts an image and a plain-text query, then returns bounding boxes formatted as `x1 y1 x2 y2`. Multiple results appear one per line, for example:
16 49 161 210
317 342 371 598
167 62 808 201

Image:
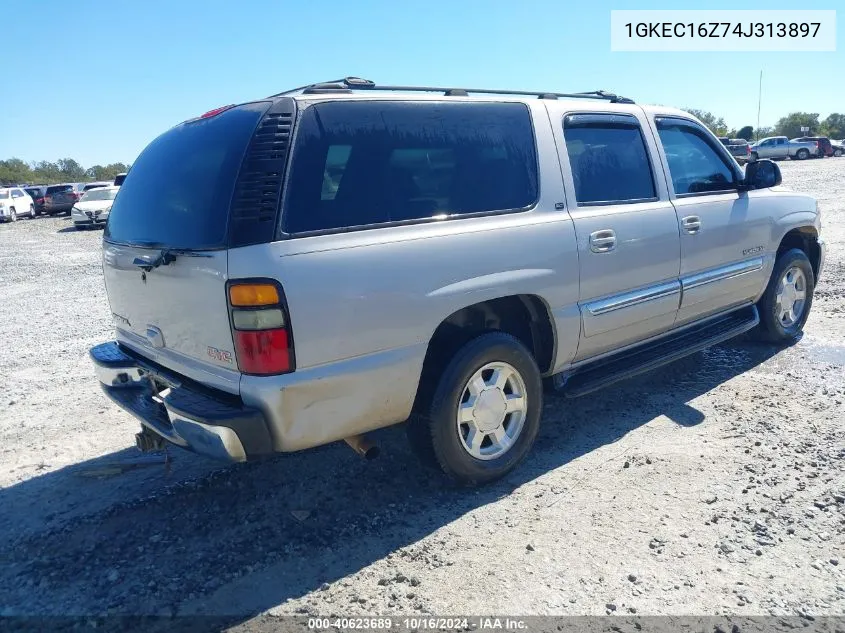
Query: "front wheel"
835 149 843 157
9 208 16 222
407 332 542 486
750 152 759 162
753 248 815 343
796 148 810 160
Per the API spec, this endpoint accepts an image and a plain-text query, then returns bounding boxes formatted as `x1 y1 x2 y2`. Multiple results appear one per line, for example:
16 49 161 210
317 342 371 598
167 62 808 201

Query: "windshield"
105 102 268 249
81 188 118 202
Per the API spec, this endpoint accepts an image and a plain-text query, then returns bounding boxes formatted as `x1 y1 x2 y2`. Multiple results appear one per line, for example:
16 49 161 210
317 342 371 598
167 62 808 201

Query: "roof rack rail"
270 77 634 104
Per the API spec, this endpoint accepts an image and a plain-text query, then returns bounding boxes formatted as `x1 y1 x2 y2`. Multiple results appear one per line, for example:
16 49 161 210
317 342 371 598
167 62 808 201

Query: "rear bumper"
90 342 273 462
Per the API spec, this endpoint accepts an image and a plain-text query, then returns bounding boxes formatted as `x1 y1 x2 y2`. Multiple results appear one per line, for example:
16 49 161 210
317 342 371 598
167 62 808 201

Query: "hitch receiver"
135 427 167 452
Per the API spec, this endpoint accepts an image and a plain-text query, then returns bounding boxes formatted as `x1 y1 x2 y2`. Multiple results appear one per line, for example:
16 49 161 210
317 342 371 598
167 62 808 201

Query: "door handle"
682 216 701 234
589 229 617 253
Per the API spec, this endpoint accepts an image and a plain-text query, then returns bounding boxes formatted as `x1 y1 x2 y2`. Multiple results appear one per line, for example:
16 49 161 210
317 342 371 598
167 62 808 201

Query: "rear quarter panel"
228 101 581 450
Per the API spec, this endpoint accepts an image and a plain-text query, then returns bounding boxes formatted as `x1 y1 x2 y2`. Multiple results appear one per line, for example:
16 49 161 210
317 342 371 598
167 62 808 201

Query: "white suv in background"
71 185 120 229
0 187 35 222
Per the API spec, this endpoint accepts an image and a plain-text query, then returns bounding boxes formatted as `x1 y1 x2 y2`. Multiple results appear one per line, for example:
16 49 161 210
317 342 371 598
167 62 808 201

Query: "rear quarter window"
282 101 539 234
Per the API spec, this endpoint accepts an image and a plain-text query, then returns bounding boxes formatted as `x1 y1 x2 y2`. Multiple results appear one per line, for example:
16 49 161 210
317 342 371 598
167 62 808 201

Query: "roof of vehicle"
265 76 697 120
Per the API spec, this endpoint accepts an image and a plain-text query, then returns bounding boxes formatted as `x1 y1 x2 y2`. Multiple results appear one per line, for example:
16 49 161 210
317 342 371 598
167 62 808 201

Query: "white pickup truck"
750 136 818 161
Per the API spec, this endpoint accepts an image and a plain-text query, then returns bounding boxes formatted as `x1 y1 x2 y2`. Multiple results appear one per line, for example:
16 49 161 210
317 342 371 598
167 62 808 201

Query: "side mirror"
742 158 781 190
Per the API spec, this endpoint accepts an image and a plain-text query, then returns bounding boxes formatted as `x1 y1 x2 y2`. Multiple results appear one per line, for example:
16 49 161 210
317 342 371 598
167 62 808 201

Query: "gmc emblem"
207 346 233 364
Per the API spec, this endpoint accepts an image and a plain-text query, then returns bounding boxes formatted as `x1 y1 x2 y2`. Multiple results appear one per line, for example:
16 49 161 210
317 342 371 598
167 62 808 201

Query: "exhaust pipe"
344 434 380 460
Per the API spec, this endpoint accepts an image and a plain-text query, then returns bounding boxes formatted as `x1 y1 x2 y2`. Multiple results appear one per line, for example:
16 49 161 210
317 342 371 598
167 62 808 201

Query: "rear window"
283 101 538 234
25 188 41 197
0 191 8 199
47 185 72 195
105 102 268 249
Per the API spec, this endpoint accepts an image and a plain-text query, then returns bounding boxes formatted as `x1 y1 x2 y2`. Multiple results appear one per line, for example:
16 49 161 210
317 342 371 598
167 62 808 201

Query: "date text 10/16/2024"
308 618 527 630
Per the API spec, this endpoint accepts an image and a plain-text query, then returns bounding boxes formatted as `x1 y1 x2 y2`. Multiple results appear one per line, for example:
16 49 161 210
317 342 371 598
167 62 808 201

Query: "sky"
2 0 842 166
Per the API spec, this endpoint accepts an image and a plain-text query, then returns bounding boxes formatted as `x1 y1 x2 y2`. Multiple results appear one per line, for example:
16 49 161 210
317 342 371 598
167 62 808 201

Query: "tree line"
0 158 130 187
683 110 845 142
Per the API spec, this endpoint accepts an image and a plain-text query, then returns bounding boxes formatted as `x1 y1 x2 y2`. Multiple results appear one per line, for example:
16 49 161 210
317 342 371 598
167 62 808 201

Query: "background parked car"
749 136 818 161
0 187 35 222
44 183 86 215
82 181 112 191
718 137 752 163
70 185 119 229
24 185 48 215
831 140 844 157
793 136 834 158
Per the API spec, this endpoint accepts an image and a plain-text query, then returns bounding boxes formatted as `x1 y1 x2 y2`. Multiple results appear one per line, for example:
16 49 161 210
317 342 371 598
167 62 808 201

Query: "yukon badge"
743 245 764 256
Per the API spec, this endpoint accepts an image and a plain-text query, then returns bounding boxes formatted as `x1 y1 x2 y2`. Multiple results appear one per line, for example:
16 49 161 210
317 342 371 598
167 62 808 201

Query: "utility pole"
756 70 763 141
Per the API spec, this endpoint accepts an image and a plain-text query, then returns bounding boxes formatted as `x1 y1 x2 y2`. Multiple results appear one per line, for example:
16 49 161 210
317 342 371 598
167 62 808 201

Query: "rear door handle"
682 216 701 234
589 229 617 253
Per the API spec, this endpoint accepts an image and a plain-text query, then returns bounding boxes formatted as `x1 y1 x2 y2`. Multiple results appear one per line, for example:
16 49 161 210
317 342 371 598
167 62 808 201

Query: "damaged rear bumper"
90 342 273 462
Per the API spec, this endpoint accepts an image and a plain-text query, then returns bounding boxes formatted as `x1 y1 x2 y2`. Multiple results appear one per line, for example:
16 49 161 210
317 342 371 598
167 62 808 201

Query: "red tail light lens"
227 280 294 375
233 329 290 374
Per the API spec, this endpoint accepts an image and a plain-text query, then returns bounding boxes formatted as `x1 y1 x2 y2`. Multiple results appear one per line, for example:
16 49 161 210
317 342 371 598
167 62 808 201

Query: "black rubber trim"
561 305 759 398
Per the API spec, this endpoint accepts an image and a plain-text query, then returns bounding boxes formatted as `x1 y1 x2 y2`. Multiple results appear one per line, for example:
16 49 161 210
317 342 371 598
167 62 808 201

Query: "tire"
835 149 843 157
753 248 815 343
29 204 36 219
750 152 758 162
407 332 542 486
796 148 810 160
9 208 16 222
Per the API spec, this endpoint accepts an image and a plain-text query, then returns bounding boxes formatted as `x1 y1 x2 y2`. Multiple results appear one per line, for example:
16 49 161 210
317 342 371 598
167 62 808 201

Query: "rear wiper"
132 248 212 272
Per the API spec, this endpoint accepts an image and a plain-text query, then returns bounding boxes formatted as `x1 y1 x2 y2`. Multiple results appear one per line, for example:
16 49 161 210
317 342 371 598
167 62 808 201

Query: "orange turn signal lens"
229 283 280 307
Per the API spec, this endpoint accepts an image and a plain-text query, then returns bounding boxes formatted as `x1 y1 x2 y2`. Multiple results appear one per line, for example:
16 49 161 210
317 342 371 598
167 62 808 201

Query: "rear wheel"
753 248 814 343
796 148 810 160
835 148 843 157
407 332 542 486
29 204 36 219
750 152 758 161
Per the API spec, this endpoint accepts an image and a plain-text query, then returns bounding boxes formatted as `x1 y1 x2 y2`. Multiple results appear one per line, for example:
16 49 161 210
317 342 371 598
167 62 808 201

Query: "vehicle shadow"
0 339 788 626
56 226 81 234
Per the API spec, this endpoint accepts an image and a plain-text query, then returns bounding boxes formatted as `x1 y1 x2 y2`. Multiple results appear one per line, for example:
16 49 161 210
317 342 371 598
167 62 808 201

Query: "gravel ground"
0 159 843 625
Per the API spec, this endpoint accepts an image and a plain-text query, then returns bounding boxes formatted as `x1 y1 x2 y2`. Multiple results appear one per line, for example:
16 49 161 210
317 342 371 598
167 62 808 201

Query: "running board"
559 305 759 398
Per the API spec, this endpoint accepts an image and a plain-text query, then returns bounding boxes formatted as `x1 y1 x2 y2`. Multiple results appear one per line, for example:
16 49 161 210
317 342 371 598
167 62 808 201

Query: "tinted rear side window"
563 114 656 205
105 102 268 249
283 101 538 234
47 185 72 195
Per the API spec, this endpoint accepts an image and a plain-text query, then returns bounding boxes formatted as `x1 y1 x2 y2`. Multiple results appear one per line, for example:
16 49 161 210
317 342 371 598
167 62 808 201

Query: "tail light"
36 197 44 204
70 192 81 201
746 145 751 155
227 281 294 375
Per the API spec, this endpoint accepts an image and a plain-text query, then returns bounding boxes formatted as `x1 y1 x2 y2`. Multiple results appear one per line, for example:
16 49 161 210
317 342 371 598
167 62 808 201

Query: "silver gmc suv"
91 77 825 485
